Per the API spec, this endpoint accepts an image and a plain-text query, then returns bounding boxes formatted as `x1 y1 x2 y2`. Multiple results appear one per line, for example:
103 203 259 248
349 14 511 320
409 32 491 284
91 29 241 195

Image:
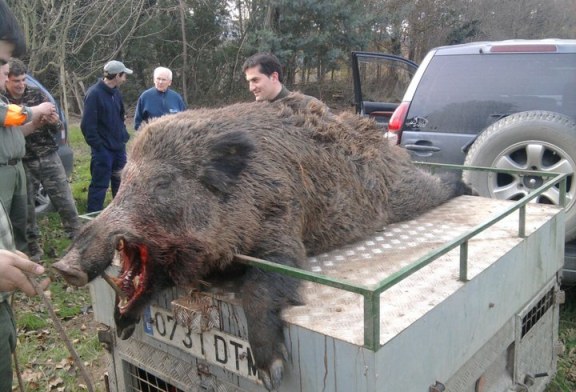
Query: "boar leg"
241 251 303 391
388 169 474 223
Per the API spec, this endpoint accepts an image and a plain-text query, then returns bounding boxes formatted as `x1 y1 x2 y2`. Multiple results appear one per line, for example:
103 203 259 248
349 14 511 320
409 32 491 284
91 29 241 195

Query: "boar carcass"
53 94 472 390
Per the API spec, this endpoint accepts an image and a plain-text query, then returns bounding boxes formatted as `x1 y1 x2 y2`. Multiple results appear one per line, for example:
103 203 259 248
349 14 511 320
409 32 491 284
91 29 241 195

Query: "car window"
351 52 418 127
356 56 416 104
407 53 576 134
25 75 68 145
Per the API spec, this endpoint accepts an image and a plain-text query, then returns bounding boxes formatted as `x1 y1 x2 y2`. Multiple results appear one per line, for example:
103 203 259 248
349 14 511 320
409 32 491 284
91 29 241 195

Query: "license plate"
144 305 259 382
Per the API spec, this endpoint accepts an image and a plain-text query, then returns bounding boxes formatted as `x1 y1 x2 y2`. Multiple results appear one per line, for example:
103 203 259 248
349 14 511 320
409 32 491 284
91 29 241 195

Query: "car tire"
463 110 576 241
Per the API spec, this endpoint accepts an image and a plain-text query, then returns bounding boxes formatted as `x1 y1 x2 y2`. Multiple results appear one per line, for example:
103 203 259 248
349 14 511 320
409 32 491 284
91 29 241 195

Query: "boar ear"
200 131 255 194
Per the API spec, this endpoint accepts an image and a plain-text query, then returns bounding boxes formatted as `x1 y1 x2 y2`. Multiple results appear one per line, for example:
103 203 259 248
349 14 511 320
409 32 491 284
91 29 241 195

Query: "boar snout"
52 258 89 287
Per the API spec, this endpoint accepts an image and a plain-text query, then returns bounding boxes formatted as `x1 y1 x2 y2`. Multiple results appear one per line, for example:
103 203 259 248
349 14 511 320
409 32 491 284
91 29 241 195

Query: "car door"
351 51 418 129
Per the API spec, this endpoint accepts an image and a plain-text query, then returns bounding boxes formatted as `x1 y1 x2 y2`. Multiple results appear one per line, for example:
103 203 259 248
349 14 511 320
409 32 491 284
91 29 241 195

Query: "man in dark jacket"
242 52 320 106
81 60 132 213
134 66 186 130
243 52 290 102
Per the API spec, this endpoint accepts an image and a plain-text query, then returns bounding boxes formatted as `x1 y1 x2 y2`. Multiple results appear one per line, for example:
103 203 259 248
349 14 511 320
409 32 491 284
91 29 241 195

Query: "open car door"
351 51 418 129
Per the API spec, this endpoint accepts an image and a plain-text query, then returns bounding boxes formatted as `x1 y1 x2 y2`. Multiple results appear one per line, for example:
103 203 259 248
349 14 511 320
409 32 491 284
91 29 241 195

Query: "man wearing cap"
81 60 132 213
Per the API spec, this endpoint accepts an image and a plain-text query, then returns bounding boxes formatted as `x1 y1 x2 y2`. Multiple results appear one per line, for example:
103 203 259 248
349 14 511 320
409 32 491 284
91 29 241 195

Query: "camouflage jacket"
5 86 62 160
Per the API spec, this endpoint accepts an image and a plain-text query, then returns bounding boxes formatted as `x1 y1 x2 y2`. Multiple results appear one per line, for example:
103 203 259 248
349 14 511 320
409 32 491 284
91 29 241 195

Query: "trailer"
88 171 567 392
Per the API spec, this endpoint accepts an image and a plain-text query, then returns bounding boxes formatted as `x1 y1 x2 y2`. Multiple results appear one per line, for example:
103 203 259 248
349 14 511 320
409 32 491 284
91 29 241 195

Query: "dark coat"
81 80 129 151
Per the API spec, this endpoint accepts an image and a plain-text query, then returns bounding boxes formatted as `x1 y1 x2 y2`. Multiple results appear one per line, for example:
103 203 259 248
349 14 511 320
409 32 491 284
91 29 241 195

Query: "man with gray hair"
134 66 186 130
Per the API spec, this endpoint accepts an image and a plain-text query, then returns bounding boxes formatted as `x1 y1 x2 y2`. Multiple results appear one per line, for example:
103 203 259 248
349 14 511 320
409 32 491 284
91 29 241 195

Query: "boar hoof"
260 357 284 391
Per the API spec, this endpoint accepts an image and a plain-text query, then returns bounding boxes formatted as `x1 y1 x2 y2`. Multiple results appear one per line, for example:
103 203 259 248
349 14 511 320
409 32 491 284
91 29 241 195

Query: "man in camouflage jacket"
5 59 79 260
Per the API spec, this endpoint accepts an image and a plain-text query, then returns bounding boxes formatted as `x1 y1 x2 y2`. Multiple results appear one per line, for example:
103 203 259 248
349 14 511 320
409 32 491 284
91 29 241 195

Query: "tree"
239 0 371 99
469 0 576 40
6 0 576 115
8 0 161 117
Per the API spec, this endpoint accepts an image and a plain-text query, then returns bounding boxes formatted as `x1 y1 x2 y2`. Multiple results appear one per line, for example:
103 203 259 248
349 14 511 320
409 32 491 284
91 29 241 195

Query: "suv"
352 39 576 281
25 75 74 214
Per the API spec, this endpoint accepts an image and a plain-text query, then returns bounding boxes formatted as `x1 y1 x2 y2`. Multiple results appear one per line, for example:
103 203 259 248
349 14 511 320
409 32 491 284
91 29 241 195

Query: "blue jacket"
81 80 129 151
134 87 186 130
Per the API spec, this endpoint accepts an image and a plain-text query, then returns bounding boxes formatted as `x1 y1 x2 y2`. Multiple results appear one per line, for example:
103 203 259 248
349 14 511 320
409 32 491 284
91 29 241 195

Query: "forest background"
7 0 576 118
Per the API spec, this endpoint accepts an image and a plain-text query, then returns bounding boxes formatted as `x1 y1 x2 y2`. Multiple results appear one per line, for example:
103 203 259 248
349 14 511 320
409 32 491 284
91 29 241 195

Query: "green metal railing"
80 165 569 352
236 165 568 351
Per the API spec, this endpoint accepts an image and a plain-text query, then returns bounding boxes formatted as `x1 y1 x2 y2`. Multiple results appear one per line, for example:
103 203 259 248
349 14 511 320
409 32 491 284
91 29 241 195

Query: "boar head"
53 128 255 339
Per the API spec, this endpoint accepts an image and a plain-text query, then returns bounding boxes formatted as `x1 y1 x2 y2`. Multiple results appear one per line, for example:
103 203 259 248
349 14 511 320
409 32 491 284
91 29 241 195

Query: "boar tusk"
101 272 128 300
117 238 125 251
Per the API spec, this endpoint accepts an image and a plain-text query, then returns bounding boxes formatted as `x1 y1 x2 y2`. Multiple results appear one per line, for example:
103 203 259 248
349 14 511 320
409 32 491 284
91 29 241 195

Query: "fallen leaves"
11 282 107 391
47 376 64 390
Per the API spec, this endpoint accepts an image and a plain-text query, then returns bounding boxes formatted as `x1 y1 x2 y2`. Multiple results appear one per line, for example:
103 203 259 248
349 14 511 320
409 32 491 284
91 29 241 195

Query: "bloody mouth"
102 238 150 314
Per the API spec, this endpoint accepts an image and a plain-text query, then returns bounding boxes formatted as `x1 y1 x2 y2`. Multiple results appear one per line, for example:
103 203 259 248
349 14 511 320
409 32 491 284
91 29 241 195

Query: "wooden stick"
26 276 95 392
10 294 26 392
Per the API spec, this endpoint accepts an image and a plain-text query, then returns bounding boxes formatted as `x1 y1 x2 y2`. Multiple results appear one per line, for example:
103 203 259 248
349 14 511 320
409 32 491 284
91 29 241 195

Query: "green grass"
68 125 92 215
11 124 106 391
10 125 576 391
17 312 49 330
546 286 576 391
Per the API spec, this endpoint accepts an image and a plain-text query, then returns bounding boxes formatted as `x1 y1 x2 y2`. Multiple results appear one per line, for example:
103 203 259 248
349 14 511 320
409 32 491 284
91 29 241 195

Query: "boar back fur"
54 93 472 390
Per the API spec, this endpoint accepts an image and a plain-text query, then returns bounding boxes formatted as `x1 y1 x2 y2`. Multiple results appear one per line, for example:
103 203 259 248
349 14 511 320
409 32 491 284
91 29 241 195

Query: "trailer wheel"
463 111 576 241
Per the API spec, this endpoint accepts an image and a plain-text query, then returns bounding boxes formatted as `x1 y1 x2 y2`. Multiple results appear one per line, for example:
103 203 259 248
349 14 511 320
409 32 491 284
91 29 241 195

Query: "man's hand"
36 111 60 127
44 111 60 124
24 104 59 135
30 101 56 119
0 250 50 296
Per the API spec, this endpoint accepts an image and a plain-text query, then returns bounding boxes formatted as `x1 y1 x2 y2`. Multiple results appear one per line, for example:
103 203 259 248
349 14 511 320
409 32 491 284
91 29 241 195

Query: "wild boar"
53 93 473 390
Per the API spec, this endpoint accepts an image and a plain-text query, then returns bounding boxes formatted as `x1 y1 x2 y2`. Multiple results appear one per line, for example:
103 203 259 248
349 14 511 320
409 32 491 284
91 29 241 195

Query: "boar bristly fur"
53 93 472 390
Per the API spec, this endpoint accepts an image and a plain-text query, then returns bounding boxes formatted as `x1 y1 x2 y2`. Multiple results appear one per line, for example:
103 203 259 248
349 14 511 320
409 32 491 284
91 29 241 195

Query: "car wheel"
35 183 54 215
463 110 576 241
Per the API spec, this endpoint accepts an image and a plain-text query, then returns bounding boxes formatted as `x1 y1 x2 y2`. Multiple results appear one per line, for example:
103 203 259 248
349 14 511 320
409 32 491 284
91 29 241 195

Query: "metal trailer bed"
88 170 567 392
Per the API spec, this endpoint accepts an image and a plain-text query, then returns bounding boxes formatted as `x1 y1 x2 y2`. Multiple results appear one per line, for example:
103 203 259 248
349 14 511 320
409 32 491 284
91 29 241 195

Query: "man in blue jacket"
134 66 186 131
81 60 132 213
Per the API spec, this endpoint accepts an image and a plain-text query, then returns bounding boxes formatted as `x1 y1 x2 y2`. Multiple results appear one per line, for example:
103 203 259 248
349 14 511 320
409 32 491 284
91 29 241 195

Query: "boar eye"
152 178 172 193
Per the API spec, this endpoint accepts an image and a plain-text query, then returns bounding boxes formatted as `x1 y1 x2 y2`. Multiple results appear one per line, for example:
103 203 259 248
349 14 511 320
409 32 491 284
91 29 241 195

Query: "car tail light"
387 101 409 143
